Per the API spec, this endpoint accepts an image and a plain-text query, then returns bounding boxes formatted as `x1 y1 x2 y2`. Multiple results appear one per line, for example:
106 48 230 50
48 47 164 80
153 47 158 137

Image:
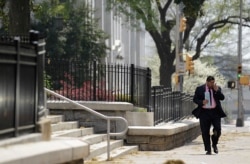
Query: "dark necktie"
209 89 212 106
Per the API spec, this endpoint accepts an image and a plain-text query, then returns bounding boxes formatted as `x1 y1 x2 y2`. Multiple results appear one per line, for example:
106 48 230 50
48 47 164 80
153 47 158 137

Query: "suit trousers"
199 108 221 151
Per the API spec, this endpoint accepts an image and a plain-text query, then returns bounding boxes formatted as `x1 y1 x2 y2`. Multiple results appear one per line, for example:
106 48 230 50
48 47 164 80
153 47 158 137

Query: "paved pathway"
97 119 250 164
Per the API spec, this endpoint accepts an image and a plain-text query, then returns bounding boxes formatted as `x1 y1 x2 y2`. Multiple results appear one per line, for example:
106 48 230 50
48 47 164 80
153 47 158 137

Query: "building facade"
92 0 146 66
35 0 146 66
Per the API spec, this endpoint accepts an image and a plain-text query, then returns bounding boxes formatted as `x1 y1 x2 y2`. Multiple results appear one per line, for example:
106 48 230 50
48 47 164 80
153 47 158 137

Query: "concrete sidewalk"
99 119 250 164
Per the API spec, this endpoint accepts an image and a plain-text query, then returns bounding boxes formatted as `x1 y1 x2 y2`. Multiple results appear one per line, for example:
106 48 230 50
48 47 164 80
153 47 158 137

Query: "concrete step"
46 115 64 124
51 121 78 132
52 133 136 162
47 115 135 162
80 134 107 145
52 127 93 138
93 145 138 162
86 140 123 160
0 138 88 164
0 133 42 147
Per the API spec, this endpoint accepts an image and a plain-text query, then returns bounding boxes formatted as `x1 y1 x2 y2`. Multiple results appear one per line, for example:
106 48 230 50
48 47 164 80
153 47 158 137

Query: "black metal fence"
151 86 194 125
45 59 195 125
45 59 151 110
0 34 194 140
0 31 45 140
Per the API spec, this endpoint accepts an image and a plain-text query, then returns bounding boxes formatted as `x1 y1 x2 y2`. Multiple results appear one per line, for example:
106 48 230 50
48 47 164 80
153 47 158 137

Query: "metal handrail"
44 88 128 161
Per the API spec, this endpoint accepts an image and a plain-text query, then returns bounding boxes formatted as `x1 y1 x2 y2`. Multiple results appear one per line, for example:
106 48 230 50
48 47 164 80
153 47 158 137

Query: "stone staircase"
48 114 138 162
0 113 199 164
0 114 137 164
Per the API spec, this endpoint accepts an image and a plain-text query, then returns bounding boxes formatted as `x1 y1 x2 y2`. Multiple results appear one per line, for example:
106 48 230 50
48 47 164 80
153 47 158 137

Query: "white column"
94 0 104 30
137 27 146 67
102 0 113 63
130 27 136 65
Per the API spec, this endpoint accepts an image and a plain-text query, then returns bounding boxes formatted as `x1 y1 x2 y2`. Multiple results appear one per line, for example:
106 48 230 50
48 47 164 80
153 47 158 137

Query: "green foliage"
174 0 203 17
0 0 8 32
115 94 131 102
29 0 110 92
44 72 52 90
64 4 108 62
132 107 147 112
174 0 182 4
183 0 203 17
106 0 159 31
114 93 139 104
31 0 108 63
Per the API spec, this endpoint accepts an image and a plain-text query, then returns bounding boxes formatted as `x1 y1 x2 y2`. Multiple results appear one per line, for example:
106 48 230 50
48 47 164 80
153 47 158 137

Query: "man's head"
206 76 215 89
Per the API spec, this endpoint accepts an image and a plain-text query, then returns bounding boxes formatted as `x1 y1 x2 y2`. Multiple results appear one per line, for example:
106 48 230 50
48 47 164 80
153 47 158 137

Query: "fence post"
151 86 156 125
180 93 185 119
93 61 97 101
31 30 47 122
31 31 40 128
14 37 20 137
130 64 135 104
146 68 152 112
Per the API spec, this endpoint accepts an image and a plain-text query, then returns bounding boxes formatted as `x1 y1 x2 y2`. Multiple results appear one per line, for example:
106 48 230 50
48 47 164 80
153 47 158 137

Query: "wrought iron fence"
0 31 45 140
45 59 195 125
44 59 151 110
0 33 195 140
151 86 195 125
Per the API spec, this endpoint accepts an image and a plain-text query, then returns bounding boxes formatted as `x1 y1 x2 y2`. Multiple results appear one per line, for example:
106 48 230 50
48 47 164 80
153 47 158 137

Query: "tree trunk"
148 31 176 88
9 0 30 35
159 53 175 88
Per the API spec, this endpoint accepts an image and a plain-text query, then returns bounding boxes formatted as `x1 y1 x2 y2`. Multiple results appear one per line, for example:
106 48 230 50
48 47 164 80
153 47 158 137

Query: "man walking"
192 76 226 155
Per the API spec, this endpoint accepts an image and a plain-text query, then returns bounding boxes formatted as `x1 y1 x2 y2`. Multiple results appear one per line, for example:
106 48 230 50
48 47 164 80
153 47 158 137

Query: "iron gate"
0 31 45 140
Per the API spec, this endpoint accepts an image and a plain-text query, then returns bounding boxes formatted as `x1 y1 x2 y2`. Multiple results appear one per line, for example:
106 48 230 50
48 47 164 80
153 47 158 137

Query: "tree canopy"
107 0 250 88
0 0 109 63
33 0 109 62
0 0 30 35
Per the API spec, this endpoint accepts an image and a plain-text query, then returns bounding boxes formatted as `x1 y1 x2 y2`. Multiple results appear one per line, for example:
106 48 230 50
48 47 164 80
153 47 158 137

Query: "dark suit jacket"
192 84 226 119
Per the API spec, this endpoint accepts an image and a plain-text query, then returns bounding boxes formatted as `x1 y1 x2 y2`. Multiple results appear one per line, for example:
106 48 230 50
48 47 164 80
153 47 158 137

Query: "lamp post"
236 0 244 127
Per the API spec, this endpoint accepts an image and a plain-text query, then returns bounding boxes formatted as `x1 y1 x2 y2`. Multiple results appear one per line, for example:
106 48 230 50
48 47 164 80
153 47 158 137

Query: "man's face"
207 80 215 89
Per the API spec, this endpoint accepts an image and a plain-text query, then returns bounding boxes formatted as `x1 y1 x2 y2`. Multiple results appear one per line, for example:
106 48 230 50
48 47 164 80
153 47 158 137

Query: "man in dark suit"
192 76 226 155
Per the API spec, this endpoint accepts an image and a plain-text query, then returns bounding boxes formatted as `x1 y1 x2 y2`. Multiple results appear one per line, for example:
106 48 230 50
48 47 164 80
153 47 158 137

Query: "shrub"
52 72 115 101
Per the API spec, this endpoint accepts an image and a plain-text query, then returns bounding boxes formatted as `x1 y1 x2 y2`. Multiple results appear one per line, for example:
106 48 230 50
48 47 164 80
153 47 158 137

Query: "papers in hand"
204 91 211 108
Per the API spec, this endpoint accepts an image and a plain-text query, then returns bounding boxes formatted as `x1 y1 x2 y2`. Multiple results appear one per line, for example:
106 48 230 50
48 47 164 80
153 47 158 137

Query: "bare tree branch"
193 15 250 60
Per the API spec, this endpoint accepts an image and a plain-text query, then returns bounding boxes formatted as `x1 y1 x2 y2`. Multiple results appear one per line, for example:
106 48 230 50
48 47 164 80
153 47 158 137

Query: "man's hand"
203 99 209 105
213 83 218 91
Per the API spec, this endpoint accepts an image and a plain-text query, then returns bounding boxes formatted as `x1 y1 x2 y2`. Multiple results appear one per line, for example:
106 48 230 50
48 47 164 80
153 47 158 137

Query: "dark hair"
206 76 215 82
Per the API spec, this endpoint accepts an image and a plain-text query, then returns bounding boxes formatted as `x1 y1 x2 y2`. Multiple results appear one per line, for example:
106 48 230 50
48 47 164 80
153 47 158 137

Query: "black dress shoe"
206 151 212 155
213 145 218 154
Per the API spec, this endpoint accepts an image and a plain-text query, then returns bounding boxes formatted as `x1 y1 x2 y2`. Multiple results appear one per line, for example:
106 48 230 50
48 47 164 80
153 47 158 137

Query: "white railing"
44 88 128 161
